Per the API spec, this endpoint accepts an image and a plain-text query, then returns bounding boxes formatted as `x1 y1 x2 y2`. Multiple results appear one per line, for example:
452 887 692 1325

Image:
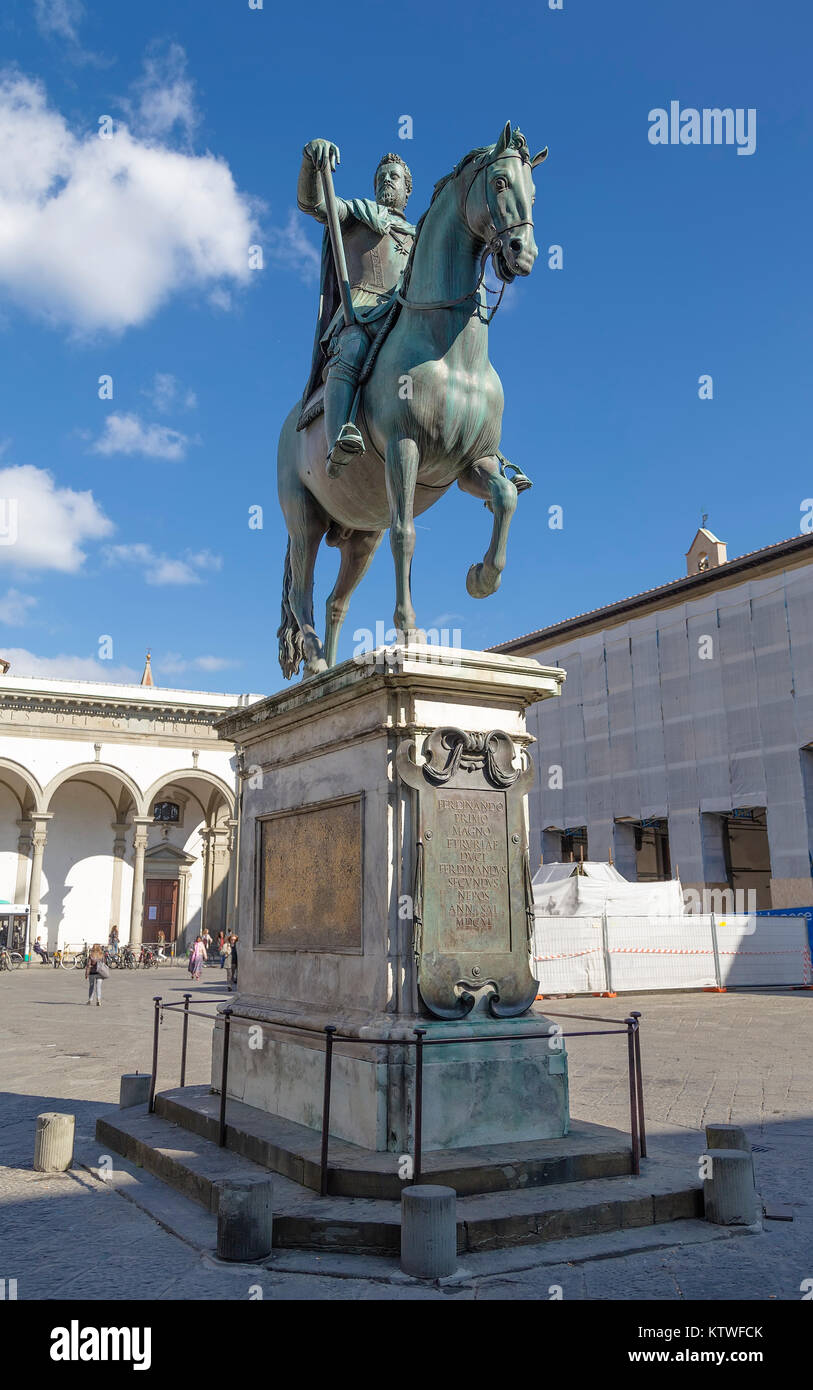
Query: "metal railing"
146 996 647 1194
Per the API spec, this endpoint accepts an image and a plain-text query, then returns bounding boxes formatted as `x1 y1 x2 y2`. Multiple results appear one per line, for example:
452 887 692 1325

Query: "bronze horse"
277 122 546 679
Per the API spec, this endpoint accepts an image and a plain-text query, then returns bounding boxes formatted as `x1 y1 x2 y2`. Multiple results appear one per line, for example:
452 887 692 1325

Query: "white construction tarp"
532 861 684 918
604 916 717 992
531 913 811 996
532 916 608 995
714 915 811 987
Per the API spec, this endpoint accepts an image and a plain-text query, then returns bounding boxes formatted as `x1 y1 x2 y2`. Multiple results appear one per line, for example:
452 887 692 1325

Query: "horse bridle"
396 151 534 321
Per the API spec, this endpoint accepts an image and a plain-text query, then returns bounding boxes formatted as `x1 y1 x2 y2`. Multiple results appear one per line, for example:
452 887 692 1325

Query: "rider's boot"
324 326 367 477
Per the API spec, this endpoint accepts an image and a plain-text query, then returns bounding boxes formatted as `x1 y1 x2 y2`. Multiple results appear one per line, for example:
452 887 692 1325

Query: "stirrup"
326 423 365 477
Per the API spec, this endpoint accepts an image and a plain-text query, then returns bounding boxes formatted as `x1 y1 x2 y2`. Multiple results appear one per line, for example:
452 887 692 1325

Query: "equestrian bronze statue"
278 121 547 680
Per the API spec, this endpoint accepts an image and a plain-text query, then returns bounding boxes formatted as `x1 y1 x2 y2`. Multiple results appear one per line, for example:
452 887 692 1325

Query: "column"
612 821 638 881
701 813 728 881
199 827 213 937
26 813 53 961
201 824 232 939
129 818 152 948
223 817 239 933
14 819 33 904
209 825 232 938
108 821 128 935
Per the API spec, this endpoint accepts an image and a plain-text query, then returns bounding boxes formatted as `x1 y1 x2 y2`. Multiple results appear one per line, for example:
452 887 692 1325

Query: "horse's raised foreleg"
324 527 384 667
385 437 420 634
458 455 518 598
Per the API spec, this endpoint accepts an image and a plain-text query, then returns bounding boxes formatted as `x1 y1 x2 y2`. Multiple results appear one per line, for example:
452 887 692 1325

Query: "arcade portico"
0 660 261 954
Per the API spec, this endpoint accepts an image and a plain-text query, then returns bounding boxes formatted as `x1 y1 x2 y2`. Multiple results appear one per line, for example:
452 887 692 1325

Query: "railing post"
180 992 192 1087
148 996 162 1114
320 1025 337 1197
625 1016 640 1176
630 1010 647 1158
218 1008 232 1147
413 1028 426 1183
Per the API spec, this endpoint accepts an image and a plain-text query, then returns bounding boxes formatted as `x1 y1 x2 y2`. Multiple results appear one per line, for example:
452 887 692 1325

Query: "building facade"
0 665 260 954
493 532 813 911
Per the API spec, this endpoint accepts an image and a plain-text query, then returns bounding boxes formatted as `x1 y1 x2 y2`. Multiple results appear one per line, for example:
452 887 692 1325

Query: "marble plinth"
213 643 567 1152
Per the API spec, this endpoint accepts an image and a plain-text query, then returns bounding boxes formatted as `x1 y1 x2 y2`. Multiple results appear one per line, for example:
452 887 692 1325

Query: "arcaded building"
0 656 260 955
492 530 813 911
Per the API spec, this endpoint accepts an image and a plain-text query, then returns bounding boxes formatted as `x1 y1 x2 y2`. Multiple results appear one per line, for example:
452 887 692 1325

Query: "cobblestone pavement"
1 964 812 1301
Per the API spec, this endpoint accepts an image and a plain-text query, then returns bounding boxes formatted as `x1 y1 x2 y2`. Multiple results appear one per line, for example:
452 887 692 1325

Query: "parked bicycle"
0 945 23 970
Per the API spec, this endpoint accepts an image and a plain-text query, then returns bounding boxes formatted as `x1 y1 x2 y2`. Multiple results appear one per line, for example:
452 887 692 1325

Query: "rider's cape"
301 198 416 409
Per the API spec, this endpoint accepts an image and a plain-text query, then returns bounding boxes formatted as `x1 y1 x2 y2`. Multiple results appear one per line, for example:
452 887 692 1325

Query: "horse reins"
395 151 534 322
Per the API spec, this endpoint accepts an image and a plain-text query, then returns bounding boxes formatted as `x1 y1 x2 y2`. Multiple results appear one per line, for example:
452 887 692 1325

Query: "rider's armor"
298 147 414 473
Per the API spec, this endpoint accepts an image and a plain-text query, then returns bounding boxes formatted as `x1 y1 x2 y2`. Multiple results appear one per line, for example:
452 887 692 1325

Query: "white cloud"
208 287 233 311
104 543 221 586
92 412 191 460
267 210 321 284
126 42 199 143
0 70 259 333
33 0 84 43
160 651 235 674
0 588 37 625
142 373 197 415
0 647 139 682
0 464 113 572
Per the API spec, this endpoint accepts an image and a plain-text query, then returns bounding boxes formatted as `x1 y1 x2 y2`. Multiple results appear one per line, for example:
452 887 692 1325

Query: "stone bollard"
703 1149 758 1225
119 1073 151 1109
400 1184 457 1279
706 1123 751 1152
33 1113 75 1172
216 1178 274 1261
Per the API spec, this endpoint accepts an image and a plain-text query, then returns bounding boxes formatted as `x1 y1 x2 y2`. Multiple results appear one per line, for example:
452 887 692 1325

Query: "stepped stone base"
96 1087 705 1256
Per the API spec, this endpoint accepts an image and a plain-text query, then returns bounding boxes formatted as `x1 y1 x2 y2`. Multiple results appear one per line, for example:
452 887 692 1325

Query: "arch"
42 762 143 816
0 757 45 815
140 768 235 823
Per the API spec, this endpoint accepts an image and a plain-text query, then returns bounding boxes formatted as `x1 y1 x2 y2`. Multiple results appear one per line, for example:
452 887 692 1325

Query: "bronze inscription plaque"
435 790 511 951
259 795 362 951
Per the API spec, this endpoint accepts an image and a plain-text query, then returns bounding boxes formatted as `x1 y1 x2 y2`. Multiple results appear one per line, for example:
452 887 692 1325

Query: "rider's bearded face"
376 163 406 210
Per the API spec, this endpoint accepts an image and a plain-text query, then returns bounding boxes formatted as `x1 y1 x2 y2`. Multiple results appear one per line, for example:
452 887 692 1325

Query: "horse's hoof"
466 563 501 598
303 657 328 678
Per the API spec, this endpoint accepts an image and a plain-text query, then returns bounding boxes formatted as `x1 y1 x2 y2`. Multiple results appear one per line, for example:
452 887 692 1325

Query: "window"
153 801 180 823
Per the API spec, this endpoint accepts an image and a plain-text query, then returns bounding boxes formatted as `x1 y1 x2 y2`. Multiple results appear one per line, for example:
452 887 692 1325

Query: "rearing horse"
277 121 547 679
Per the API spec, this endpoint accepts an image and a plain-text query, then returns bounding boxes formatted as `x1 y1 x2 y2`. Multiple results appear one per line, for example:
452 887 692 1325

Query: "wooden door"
143 879 179 942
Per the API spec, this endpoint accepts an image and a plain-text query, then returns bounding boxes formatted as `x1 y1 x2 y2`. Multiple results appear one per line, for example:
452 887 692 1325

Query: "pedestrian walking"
220 936 231 971
85 943 107 1006
228 934 238 991
188 934 207 982
202 927 213 957
108 925 119 957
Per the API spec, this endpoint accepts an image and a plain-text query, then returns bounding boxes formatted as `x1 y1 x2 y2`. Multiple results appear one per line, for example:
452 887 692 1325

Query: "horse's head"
463 121 547 282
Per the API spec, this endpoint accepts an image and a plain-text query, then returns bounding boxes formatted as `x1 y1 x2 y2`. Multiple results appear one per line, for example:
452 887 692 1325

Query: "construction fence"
533 913 812 996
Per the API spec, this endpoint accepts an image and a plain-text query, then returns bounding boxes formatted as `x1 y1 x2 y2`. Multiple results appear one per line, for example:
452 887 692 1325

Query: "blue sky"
0 0 809 692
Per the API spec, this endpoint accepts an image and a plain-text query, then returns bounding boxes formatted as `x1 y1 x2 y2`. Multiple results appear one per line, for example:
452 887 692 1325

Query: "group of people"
188 929 239 989
32 921 240 996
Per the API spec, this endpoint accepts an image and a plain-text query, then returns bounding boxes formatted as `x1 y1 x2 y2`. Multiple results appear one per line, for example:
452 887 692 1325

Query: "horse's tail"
277 538 304 681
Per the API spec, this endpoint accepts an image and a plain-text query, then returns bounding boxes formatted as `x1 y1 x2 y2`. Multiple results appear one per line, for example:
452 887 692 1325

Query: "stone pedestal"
213 643 568 1153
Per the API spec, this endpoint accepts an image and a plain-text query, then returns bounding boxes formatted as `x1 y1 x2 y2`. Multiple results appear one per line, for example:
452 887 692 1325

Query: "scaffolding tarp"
532 861 684 918
532 914 811 995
